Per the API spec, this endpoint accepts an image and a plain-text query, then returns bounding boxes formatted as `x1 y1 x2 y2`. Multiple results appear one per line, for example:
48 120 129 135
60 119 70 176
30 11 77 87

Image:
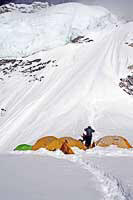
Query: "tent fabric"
14 144 32 151
32 136 57 150
59 137 87 150
31 136 87 151
95 136 132 149
60 140 75 154
46 137 87 151
46 139 63 151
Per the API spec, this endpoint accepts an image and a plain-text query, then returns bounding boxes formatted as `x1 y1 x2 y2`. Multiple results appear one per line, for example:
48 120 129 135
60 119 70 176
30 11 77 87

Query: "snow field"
0 152 103 200
11 146 133 200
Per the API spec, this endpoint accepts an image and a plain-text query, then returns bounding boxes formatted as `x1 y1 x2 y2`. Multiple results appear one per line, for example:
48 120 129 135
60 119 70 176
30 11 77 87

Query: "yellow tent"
32 136 57 150
95 136 132 149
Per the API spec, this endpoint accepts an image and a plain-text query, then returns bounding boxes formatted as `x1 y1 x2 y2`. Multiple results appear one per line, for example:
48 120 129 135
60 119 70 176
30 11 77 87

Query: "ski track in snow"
63 155 131 200
79 160 130 200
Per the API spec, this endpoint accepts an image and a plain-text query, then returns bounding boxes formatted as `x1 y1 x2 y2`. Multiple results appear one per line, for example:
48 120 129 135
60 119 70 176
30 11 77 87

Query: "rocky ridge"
0 2 49 14
0 58 58 82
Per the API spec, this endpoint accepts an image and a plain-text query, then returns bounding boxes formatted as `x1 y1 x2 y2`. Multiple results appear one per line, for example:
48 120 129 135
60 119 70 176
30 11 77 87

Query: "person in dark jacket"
81 126 95 148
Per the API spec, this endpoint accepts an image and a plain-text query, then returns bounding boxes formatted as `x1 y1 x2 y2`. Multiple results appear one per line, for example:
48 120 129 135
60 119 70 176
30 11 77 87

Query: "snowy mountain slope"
0 2 133 151
0 22 133 151
0 2 118 58
0 3 133 200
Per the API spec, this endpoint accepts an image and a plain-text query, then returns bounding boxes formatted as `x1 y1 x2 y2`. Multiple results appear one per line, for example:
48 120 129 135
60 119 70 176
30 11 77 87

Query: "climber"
81 126 95 148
